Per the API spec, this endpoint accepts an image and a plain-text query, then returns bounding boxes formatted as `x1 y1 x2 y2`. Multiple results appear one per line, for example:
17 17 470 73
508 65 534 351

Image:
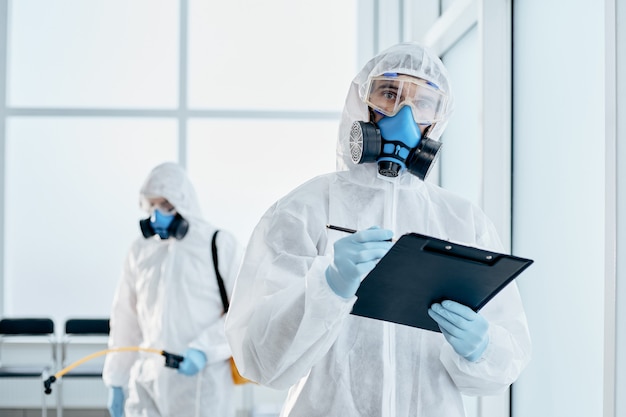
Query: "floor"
0 410 256 417
0 410 108 417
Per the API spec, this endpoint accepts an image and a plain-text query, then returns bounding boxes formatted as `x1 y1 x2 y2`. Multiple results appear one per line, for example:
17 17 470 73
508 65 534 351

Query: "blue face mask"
139 203 190 240
349 105 442 180
150 210 175 239
376 105 423 176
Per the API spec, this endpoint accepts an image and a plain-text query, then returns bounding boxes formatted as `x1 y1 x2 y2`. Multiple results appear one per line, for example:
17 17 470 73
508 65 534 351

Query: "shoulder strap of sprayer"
211 230 230 314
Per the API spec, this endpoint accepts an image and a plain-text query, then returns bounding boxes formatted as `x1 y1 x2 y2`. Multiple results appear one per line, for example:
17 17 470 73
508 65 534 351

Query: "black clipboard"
351 233 534 332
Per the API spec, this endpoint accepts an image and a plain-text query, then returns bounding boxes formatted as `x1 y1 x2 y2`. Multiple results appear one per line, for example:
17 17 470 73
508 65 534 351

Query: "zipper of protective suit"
381 178 399 417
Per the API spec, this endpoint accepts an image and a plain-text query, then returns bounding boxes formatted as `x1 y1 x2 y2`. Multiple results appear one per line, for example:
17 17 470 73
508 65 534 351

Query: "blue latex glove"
325 226 393 298
107 386 125 417
428 300 489 362
177 348 207 376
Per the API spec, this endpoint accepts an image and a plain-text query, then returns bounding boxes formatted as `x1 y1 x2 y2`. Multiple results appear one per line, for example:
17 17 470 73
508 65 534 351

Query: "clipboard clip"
422 239 500 265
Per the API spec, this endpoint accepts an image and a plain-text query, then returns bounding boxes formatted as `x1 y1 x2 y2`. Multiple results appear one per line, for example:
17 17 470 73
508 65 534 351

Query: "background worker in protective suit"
103 162 243 417
224 42 531 416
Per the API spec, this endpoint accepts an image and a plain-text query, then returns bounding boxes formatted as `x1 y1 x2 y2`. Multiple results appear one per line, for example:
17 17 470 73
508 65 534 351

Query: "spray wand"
43 346 184 394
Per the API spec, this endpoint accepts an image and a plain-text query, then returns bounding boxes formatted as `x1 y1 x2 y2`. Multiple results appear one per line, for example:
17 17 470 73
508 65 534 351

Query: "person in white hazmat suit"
103 162 243 417
224 42 531 416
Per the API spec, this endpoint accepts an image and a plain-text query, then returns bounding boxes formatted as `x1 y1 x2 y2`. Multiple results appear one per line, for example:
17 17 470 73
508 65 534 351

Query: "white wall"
511 0 606 416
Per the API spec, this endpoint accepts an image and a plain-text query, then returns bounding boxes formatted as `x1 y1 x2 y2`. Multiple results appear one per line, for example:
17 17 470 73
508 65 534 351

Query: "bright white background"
4 117 177 321
1 1 625 417
2 0 356 324
0 0 356 413
187 119 337 244
7 1 180 108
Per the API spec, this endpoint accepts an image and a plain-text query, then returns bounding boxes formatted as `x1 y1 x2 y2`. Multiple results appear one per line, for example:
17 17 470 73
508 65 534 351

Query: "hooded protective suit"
103 162 243 417
224 43 531 417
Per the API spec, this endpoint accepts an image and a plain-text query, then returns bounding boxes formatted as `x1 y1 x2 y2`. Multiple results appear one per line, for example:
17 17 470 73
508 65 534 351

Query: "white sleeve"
225 209 353 389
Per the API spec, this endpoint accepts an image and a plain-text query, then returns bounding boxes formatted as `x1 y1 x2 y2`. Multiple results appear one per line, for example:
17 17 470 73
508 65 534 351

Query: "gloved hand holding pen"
325 226 393 298
428 300 490 362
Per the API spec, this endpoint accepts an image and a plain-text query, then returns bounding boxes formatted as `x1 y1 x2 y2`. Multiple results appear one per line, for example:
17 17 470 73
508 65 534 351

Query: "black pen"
325 224 357 234
326 224 395 242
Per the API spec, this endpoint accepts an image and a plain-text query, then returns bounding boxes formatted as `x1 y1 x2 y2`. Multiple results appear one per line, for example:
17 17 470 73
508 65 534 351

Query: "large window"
1 0 357 331
1 1 357 411
8 1 179 108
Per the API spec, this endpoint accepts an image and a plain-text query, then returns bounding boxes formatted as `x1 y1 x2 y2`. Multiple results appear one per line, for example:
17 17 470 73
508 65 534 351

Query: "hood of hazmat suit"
103 162 243 417
225 43 531 417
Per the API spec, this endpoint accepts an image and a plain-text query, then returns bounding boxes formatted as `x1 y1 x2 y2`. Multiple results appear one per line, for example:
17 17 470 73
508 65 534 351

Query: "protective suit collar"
339 165 426 189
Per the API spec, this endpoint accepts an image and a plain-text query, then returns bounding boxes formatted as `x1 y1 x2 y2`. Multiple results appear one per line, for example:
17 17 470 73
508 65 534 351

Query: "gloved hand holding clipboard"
350 232 534 332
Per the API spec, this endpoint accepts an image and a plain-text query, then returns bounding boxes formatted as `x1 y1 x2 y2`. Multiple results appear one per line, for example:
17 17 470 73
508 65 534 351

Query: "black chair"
56 318 109 417
0 318 56 417
61 318 110 376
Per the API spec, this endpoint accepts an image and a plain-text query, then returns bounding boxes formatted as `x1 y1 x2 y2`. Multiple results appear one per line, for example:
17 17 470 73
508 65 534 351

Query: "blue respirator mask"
349 73 447 180
139 209 189 240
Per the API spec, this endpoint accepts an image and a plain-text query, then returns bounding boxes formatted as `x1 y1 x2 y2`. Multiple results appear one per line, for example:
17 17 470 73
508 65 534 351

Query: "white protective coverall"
103 162 243 417
224 43 531 417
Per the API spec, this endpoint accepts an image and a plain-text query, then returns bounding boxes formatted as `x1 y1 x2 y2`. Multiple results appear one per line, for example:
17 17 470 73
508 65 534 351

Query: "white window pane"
440 26 481 207
187 118 338 246
4 117 178 324
188 0 358 111
8 0 179 108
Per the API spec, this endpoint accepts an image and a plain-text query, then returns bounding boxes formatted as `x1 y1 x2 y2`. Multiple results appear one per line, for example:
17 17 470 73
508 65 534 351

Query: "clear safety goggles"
364 74 448 124
146 198 176 215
